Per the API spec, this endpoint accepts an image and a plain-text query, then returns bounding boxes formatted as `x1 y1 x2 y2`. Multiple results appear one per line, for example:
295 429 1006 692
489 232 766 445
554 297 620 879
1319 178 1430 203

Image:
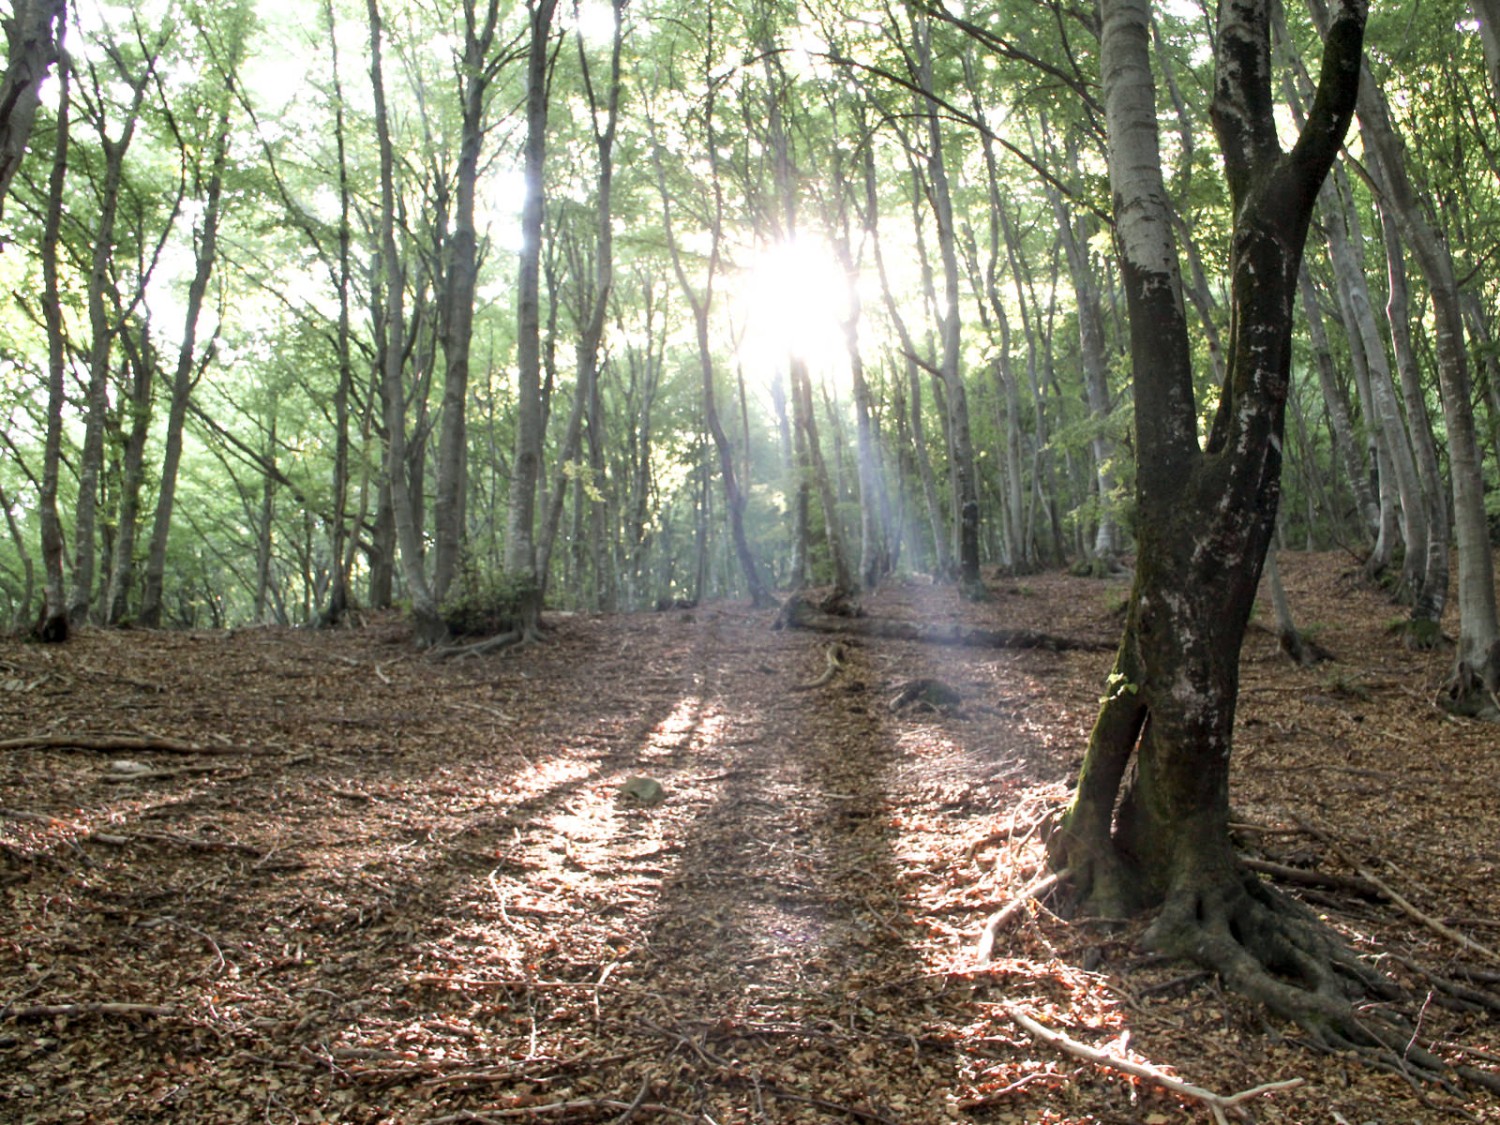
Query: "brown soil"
2 551 1498 1124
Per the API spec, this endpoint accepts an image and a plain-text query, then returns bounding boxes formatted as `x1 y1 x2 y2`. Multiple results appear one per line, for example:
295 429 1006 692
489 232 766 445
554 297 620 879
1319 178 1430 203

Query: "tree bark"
0 0 64 223
433 0 507 604
1323 1 1500 707
1051 0 1369 1032
36 25 69 641
70 45 157 622
367 0 442 640
501 0 559 634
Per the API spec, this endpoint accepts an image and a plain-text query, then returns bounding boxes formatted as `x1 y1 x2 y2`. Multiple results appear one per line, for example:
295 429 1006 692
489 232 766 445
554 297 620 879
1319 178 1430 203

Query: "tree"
501 0 560 637
1047 0 1382 1042
0 0 64 223
367 0 441 639
138 7 245 627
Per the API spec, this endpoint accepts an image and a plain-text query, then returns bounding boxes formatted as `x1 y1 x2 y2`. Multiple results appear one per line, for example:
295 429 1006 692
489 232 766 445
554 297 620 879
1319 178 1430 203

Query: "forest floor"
3 551 1500 1124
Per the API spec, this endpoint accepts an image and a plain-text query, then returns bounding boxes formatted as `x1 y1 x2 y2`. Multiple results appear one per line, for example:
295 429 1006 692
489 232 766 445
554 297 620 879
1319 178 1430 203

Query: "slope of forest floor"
2 551 1498 1124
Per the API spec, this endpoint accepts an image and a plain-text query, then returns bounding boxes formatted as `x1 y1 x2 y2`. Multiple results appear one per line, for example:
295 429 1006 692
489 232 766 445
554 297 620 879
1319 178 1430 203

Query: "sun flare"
733 237 852 381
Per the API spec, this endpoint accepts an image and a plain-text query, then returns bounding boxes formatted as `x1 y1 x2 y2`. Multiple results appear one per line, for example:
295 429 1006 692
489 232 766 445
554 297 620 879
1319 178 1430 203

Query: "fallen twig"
1000 1003 1302 1124
424 1096 695 1123
85 830 265 857
975 868 1069 963
1241 856 1386 899
0 733 259 756
1290 812 1500 967
4 1002 178 1021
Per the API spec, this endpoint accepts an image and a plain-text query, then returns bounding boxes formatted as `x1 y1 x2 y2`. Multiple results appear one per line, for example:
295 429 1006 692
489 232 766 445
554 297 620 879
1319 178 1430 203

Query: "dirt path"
3 557 1499 1123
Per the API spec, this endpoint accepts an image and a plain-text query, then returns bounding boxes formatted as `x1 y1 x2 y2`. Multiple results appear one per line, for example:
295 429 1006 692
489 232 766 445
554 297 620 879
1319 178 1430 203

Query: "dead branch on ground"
774 594 1111 652
1000 1002 1303 1124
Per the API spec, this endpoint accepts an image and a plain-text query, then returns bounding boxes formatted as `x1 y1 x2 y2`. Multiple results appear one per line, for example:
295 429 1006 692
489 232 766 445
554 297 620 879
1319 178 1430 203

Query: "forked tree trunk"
1050 0 1367 1029
433 0 506 604
0 0 64 220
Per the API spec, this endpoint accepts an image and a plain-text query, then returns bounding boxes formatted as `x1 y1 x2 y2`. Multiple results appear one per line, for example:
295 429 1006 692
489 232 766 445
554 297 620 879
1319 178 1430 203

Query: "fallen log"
774 594 1111 652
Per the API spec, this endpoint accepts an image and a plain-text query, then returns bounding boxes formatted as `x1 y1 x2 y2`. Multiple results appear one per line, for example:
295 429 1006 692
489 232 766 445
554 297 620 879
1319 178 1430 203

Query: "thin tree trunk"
433 0 507 603
911 13 980 591
1320 0 1500 704
1373 162 1448 630
36 30 70 641
502 0 559 633
367 0 441 639
538 0 622 598
138 53 235 627
72 55 156 622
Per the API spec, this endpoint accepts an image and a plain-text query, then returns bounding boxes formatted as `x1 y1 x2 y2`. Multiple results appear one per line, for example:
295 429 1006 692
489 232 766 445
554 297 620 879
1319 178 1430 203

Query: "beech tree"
1046 0 1391 1042
0 0 64 220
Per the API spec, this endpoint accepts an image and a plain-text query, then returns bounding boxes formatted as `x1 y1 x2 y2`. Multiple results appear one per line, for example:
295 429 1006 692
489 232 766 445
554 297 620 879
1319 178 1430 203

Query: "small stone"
619 776 666 806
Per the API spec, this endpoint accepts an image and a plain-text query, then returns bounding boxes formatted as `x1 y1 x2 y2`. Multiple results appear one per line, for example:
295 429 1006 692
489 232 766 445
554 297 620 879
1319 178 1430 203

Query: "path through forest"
3 555 1499 1123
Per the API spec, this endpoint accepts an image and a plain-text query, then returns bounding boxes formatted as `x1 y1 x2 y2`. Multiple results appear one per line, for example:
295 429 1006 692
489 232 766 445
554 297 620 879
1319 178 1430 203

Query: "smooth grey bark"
70 39 159 622
321 0 356 626
1473 0 1500 96
1315 177 1397 576
502 0 559 632
1318 0 1500 705
1319 168 1427 598
367 0 441 638
911 12 980 590
1042 123 1122 565
36 29 69 640
648 36 769 607
1051 0 1372 1031
137 59 234 627
1296 265 1378 541
1373 160 1448 628
538 1 623 600
104 328 156 624
0 0 64 222
433 0 508 603
960 59 1030 570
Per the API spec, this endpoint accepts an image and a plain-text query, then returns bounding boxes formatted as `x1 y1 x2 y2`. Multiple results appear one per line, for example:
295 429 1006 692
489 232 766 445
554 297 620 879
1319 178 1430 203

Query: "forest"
4 0 1500 1119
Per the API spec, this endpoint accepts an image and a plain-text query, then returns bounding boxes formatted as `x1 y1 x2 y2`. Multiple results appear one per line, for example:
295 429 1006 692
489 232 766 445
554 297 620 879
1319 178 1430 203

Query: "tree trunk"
502 0 559 635
1329 5 1500 708
912 13 981 592
648 17 769 608
1373 161 1448 631
36 29 69 641
138 38 235 627
1050 0 1373 1036
321 0 356 627
1321 168 1429 600
71 57 156 623
433 0 505 604
103 333 154 624
0 0 64 222
537 1 622 599
1296 265 1377 540
367 0 441 640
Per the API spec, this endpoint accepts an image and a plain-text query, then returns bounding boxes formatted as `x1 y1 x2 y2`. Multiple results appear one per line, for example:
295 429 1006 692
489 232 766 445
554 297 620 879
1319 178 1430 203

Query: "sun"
733 237 852 381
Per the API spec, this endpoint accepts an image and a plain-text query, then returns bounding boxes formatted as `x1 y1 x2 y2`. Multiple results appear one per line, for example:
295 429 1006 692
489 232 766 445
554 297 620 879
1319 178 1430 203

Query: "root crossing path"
3 560 1498 1123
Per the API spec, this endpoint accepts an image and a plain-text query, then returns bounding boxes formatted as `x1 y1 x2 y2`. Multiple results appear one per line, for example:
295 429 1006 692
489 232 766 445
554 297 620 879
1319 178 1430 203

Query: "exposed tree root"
791 642 848 692
1139 873 1472 1095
